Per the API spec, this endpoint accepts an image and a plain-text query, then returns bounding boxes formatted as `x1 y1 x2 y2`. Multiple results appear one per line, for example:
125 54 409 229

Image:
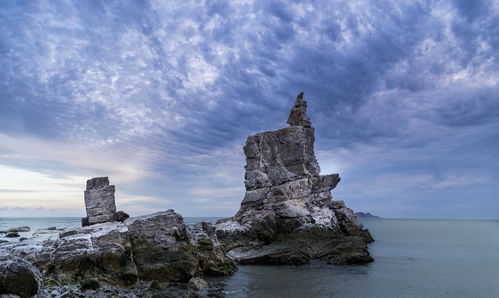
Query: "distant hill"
355 212 380 218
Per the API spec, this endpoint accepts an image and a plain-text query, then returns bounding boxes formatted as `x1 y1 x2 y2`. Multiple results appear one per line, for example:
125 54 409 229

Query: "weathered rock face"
82 177 129 227
37 221 138 285
126 210 198 282
0 210 236 293
83 177 117 225
187 221 238 277
243 125 320 191
216 93 374 265
287 92 312 127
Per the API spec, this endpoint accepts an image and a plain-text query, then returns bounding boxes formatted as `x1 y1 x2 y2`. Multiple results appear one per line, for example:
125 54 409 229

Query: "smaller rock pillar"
82 177 117 226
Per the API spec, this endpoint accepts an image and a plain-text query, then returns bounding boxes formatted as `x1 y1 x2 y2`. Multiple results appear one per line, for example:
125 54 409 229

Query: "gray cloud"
0 0 498 218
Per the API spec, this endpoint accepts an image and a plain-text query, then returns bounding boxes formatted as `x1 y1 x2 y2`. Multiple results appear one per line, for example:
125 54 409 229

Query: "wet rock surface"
187 222 238 277
215 93 374 265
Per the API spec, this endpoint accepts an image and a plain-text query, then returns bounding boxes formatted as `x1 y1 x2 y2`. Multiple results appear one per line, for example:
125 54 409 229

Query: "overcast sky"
1 0 498 218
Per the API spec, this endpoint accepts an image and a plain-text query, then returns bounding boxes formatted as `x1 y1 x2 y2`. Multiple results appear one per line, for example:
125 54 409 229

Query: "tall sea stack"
215 93 374 265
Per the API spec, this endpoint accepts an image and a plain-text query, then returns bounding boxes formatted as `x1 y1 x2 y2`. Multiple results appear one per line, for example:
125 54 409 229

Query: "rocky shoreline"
1 211 233 297
0 93 373 297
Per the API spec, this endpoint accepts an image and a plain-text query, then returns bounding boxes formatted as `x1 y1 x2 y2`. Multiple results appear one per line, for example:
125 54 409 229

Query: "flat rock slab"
228 241 308 265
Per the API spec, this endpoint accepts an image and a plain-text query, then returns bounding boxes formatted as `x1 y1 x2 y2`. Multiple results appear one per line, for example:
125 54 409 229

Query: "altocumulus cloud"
0 0 498 218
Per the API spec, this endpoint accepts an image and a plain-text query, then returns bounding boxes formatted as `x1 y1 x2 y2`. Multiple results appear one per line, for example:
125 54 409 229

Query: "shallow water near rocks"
1 217 498 297
0 217 80 242
0 216 219 242
208 218 499 298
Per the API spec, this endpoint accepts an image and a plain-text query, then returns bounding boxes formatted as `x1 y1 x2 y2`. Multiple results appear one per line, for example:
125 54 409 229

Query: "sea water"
209 218 499 298
1 217 498 297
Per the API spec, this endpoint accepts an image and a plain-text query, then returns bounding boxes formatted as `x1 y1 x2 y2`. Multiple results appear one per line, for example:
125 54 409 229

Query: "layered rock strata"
215 93 374 265
82 177 129 226
82 177 117 225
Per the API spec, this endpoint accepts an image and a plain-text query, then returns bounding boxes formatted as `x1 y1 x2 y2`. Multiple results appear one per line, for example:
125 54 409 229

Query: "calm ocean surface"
1 217 498 297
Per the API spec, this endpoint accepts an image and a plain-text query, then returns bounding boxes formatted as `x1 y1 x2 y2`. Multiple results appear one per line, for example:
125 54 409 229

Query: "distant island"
355 212 381 218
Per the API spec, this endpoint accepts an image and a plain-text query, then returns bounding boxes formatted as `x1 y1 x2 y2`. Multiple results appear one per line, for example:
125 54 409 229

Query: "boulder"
113 210 130 222
0 256 39 298
7 226 30 233
6 232 20 238
80 279 100 291
81 217 90 227
187 222 237 276
40 221 138 285
125 210 199 282
215 93 374 265
123 211 236 282
187 277 208 291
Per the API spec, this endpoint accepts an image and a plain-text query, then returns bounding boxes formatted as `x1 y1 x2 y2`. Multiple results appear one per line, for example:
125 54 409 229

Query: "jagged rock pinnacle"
215 91 374 266
287 92 312 127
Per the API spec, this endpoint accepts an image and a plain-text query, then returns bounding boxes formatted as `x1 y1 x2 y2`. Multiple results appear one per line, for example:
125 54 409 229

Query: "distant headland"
355 212 381 218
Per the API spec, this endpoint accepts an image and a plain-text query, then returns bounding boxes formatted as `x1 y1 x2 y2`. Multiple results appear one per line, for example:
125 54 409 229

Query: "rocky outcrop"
82 177 129 226
215 93 374 265
0 255 39 297
0 179 237 291
39 221 138 285
187 221 238 277
126 210 197 282
0 209 236 296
